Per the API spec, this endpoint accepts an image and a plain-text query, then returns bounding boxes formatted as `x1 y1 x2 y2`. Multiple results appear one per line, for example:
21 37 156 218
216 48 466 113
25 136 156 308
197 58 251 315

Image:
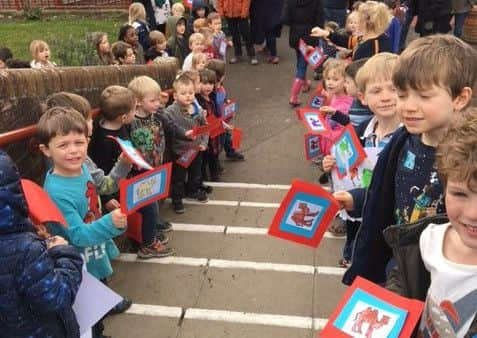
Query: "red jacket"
216 0 251 18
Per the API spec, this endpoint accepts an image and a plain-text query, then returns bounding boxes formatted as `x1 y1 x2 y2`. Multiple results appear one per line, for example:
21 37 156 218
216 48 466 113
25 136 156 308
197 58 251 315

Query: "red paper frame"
119 163 171 215
176 149 198 168
232 127 242 150
306 81 329 109
268 179 340 248
332 124 367 179
304 133 322 160
298 39 327 70
298 109 329 135
321 276 424 338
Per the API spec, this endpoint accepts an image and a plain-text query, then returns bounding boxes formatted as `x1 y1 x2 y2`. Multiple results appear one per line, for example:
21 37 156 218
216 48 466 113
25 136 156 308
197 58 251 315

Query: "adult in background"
451 0 473 38
413 0 452 36
216 0 259 65
250 0 284 64
323 0 348 27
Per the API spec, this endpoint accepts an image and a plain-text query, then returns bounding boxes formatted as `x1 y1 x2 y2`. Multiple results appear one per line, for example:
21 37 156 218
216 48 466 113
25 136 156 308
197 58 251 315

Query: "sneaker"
250 58 259 65
226 152 245 161
328 219 347 238
137 240 174 259
156 221 173 233
267 56 279 64
155 232 169 245
201 184 213 194
338 258 351 268
187 190 209 203
229 56 240 64
173 200 185 214
108 298 132 315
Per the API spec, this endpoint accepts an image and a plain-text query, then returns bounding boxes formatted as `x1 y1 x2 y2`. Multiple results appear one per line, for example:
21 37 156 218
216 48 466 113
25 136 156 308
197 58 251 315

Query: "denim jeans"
453 12 469 38
399 7 414 52
139 202 158 246
265 32 277 57
295 49 308 80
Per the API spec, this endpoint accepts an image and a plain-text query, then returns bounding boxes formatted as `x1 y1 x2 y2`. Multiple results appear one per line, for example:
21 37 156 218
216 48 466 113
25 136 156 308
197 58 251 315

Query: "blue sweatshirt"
44 164 125 280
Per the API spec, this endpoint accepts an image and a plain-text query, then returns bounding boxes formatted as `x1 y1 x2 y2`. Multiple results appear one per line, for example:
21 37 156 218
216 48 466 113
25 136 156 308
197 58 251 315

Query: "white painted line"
172 223 226 233
185 308 314 329
209 259 315 274
116 254 208 267
313 318 329 330
316 266 346 275
225 226 268 235
126 303 183 318
182 199 239 206
239 201 280 208
204 181 291 190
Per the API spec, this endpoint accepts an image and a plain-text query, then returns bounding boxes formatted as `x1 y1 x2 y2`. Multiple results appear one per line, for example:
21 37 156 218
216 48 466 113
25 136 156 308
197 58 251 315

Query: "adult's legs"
453 12 470 37
398 7 414 52
227 17 243 56
265 31 277 57
237 17 256 57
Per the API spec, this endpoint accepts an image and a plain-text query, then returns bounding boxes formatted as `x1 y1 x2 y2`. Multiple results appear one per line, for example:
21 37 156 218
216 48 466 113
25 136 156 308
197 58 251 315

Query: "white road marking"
172 223 226 233
239 201 281 208
126 303 183 318
115 254 207 267
182 199 239 206
316 266 347 275
225 226 268 235
209 259 315 274
204 182 291 190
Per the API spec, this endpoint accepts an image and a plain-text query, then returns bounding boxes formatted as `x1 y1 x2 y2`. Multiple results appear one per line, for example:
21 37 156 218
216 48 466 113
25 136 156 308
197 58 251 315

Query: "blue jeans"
295 49 307 80
265 32 277 57
139 203 158 246
323 7 347 28
454 12 469 38
399 7 414 52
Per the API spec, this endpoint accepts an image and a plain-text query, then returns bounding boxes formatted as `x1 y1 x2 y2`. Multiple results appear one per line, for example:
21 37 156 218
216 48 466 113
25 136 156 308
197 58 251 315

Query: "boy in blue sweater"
334 34 477 285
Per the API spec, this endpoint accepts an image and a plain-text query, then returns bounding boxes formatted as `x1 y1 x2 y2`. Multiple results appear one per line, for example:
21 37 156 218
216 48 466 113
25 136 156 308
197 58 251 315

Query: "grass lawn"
0 13 127 64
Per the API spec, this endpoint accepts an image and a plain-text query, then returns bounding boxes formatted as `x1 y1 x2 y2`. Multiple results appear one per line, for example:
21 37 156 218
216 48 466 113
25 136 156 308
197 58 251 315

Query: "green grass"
0 13 126 63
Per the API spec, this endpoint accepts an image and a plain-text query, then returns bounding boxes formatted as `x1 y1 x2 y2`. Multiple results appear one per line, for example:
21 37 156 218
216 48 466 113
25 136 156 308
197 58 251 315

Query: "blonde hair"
30 40 49 60
128 76 162 100
128 2 146 24
323 58 347 80
355 52 397 93
345 11 359 32
436 107 477 192
194 18 208 32
188 32 205 48
358 1 391 35
149 30 166 45
172 2 185 16
100 85 135 121
192 52 208 70
393 34 477 101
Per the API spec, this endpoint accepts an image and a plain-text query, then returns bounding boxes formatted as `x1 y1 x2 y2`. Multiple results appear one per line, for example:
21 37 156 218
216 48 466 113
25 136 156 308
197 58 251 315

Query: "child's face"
360 79 397 118
191 40 205 53
172 8 185 16
196 8 206 18
124 28 138 46
37 47 50 64
177 22 186 36
200 82 214 96
99 36 111 54
209 19 222 33
344 75 358 97
174 83 196 107
0 60 6 69
445 180 477 253
396 85 462 143
122 48 136 65
324 70 345 96
138 93 161 115
347 17 359 34
41 132 88 177
195 58 208 71
155 41 167 52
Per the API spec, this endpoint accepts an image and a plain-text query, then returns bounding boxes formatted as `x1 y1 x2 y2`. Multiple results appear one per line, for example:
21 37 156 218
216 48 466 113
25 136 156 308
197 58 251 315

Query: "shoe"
302 79 312 93
267 56 279 64
338 258 351 268
201 184 213 194
256 45 269 54
328 219 347 238
289 78 303 107
226 152 245 161
250 58 259 65
137 240 175 259
156 221 173 233
186 190 209 203
318 173 329 184
155 232 169 245
108 298 132 315
218 163 226 175
229 56 240 64
173 200 185 214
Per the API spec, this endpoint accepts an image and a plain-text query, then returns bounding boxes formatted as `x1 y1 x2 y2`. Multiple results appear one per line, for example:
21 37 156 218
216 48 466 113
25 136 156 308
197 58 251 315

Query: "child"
88 85 174 259
216 0 258 65
129 2 151 51
192 52 208 71
323 53 401 267
312 1 392 61
166 16 190 67
336 35 477 286
196 69 223 182
199 27 216 60
90 32 114 65
193 18 208 33
165 73 209 213
0 150 83 337
0 46 12 69
112 41 136 65
171 1 185 17
207 12 231 62
182 32 205 70
145 30 168 63
385 107 477 337
118 24 145 64
29 40 56 68
189 0 210 34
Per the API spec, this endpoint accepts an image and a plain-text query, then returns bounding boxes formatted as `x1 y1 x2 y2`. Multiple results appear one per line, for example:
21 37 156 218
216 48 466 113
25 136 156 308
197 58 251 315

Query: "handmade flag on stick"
107 136 152 170
331 125 367 179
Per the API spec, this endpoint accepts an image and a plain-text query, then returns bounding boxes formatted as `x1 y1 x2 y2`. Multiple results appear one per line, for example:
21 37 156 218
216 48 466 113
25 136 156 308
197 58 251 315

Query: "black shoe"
155 231 169 245
226 152 245 161
319 173 329 184
108 298 132 315
173 200 185 214
201 184 213 194
156 221 173 233
186 190 209 203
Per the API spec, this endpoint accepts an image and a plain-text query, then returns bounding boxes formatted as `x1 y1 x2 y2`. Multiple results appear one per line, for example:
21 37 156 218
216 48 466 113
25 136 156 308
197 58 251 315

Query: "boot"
302 79 312 93
289 78 303 107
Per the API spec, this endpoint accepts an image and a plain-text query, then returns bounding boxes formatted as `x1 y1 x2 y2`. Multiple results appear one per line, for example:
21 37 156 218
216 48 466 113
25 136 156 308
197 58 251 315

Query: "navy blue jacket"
343 127 410 285
0 151 83 338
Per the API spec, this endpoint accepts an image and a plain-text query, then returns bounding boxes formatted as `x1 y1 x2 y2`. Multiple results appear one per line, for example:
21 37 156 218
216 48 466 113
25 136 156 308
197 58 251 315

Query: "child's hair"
173 72 195 91
179 69 200 83
0 47 13 63
128 75 162 100
436 107 477 192
128 2 146 24
118 24 135 42
345 11 359 32
344 57 369 79
206 59 226 80
37 107 88 146
189 32 205 48
199 27 213 42
99 85 135 121
172 2 185 16
355 53 397 93
358 1 391 35
45 92 92 119
393 34 477 101
149 30 166 46
351 1 364 11
323 58 347 79
29 40 49 60
324 21 340 32
112 41 132 61
194 18 208 31
192 52 208 69
207 12 221 24
5 59 30 68
90 32 113 65
199 68 216 84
